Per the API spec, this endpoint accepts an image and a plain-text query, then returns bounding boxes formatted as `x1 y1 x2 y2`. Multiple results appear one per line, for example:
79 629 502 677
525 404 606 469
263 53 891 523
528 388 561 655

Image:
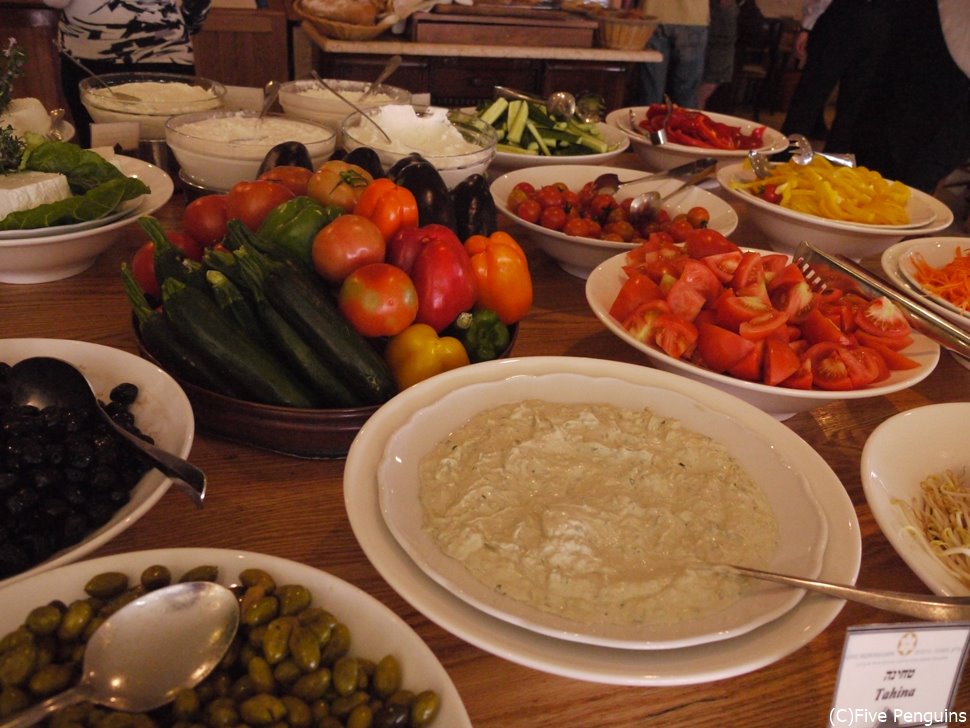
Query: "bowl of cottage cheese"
279 78 411 130
340 105 497 189
165 110 337 192
80 72 226 141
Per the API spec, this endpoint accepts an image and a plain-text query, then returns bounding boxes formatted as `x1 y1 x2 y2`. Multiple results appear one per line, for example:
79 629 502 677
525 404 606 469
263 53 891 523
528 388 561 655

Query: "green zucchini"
122 263 239 397
139 216 207 292
232 238 397 404
161 277 318 408
206 270 268 347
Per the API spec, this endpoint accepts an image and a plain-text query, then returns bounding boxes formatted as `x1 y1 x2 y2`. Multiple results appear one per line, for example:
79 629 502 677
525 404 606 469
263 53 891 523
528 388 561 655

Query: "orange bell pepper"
464 231 532 325
354 178 419 242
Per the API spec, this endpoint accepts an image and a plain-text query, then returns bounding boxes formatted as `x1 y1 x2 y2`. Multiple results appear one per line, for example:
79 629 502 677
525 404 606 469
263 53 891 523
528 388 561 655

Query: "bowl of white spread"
340 105 497 189
80 72 226 141
279 78 411 130
165 110 337 192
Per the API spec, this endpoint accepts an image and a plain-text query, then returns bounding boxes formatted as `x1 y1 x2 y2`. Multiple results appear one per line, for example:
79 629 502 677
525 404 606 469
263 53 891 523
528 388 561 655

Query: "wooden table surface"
2 156 969 727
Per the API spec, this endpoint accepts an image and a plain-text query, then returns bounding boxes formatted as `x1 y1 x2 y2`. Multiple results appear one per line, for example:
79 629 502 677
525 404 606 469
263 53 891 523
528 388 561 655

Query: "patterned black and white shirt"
44 0 212 65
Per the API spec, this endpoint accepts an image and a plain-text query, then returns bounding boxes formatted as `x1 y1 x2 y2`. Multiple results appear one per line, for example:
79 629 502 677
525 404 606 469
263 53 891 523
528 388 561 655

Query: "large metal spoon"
310 70 392 144
593 156 718 195
54 43 141 103
359 54 402 102
627 160 718 221
493 86 584 121
8 357 207 508
0 582 239 728
257 79 281 120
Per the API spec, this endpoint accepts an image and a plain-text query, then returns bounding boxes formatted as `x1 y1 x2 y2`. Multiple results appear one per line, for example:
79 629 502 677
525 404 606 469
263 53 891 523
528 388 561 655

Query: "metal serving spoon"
257 79 281 120
359 54 402 102
627 160 718 221
54 42 142 103
0 582 239 728
8 357 207 508
310 70 392 144
492 86 593 122
593 156 718 195
46 108 66 141
711 563 970 621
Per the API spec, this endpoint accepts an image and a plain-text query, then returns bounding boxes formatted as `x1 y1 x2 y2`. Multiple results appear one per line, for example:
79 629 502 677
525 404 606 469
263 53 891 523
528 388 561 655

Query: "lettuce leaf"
23 140 130 193
0 175 149 231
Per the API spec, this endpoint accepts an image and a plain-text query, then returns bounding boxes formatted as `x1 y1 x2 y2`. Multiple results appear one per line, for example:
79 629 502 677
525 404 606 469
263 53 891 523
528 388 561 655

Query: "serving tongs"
793 241 970 360
749 135 856 179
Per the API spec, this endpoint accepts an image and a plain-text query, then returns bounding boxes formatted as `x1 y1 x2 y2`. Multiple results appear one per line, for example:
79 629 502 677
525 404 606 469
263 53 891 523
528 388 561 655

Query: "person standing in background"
780 0 897 154
696 0 740 109
44 0 212 146
635 0 710 109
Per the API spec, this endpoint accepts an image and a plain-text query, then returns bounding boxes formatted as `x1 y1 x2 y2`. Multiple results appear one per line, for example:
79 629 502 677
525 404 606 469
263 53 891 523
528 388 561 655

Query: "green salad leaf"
23 140 132 193
0 175 149 231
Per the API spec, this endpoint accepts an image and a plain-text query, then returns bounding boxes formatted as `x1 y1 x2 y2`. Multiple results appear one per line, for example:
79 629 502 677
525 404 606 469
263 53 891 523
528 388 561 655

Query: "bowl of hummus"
80 72 226 141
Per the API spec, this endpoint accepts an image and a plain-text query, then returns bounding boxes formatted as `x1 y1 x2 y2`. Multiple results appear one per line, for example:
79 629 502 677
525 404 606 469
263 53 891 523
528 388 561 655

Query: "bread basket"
592 11 658 50
293 0 396 40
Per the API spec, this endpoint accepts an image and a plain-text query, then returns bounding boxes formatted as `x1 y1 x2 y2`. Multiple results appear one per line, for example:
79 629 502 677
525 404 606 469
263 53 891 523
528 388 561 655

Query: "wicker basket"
594 12 658 51
293 0 395 40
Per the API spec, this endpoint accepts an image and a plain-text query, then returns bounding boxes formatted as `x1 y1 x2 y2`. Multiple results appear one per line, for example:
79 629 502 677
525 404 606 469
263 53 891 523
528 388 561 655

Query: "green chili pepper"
257 196 342 266
447 309 511 363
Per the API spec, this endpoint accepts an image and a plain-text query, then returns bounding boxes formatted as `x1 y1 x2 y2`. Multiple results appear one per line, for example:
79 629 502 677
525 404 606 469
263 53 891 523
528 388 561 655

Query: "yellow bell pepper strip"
384 323 470 390
464 231 533 325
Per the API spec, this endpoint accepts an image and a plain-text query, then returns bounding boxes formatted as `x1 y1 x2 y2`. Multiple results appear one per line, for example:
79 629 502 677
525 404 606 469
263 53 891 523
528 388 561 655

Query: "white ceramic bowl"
0 154 173 284
882 237 970 329
488 122 630 177
0 339 195 589
165 110 336 192
80 72 226 141
0 547 472 727
585 251 941 419
279 78 411 130
340 106 497 189
490 164 738 279
716 162 955 260
861 403 970 596
605 106 789 171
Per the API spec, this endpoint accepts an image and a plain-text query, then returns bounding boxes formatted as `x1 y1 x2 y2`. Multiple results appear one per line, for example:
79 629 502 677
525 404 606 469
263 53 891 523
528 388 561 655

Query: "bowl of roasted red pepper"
605 104 788 171
126 146 525 458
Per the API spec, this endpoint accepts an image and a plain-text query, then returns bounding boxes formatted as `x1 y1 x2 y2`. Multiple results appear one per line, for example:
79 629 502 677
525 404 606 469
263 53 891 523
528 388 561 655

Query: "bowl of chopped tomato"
490 164 737 279
585 236 940 419
605 105 788 171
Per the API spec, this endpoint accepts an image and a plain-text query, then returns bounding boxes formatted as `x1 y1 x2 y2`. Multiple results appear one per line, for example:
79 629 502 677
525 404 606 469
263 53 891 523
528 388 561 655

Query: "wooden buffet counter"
2 151 969 726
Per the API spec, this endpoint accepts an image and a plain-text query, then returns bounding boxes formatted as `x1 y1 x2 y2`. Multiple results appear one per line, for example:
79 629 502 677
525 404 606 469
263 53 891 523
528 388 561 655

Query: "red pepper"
387 224 478 332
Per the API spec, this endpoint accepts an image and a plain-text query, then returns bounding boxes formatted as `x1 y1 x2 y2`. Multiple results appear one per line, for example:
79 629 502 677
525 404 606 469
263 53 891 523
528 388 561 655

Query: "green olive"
243 596 280 630
240 569 277 593
373 655 401 699
329 690 368 718
179 565 219 583
83 572 129 600
0 640 37 688
139 565 172 591
261 616 294 664
291 668 331 702
277 585 311 616
320 623 351 665
410 690 441 727
28 663 74 697
332 656 359 697
239 693 287 725
280 695 312 728
24 605 63 636
99 588 144 618
247 656 275 694
171 687 200 720
203 696 239 728
56 601 94 642
272 658 302 686
0 685 29 718
288 625 321 673
347 703 374 728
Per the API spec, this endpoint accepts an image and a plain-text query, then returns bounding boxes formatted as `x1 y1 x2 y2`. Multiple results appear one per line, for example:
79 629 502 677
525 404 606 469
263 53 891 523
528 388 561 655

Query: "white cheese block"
0 171 72 221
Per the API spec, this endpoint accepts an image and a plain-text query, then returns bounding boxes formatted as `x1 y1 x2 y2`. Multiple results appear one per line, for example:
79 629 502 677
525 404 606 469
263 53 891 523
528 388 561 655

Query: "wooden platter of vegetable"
124 144 526 458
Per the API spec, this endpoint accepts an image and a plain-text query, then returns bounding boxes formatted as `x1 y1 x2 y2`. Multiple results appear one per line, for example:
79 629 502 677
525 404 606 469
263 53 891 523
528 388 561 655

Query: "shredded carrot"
910 247 970 312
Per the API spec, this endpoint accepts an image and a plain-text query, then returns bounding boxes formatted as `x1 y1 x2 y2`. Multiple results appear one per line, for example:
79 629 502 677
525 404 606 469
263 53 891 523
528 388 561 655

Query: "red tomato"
686 206 710 228
727 338 765 381
867 341 920 370
665 279 706 321
667 218 694 243
701 250 743 283
311 214 386 284
515 198 542 224
131 242 159 299
763 338 801 386
696 322 756 373
678 259 723 304
804 342 855 391
539 206 567 231
609 272 663 322
226 179 295 231
779 358 814 389
714 293 770 331
854 329 914 351
739 310 790 341
766 263 807 293
258 165 313 197
182 194 228 250
622 300 670 343
770 280 816 324
801 308 853 346
855 297 911 339
652 313 698 359
338 263 418 338
536 185 565 209
165 230 205 262
731 251 766 290
684 228 738 258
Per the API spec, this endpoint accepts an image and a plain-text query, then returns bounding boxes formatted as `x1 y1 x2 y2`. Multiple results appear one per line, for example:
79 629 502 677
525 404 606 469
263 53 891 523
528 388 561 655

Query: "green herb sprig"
1 38 27 113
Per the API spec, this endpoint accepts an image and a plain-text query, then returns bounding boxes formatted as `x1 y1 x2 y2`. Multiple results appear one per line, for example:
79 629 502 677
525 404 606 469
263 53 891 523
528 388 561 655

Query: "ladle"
257 79 281 120
54 43 142 103
593 156 718 195
710 563 970 621
493 86 592 122
627 160 718 221
0 582 239 728
359 54 402 102
8 357 207 508
310 71 392 144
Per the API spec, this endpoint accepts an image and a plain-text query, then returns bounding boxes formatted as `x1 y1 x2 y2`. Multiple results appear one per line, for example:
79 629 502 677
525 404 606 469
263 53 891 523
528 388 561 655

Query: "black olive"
110 382 138 405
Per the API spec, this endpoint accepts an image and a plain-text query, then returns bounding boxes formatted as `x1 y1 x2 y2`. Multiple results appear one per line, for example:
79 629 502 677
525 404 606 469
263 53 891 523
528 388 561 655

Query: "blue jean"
636 24 709 109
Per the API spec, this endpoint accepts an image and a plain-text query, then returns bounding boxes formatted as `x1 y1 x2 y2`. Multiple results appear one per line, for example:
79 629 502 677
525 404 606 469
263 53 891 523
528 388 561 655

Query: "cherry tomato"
686 206 710 228
535 185 564 209
182 194 228 249
539 205 567 231
258 165 313 196
515 198 541 224
226 179 295 231
311 214 386 283
667 218 695 243
338 262 418 338
507 186 532 210
131 242 159 300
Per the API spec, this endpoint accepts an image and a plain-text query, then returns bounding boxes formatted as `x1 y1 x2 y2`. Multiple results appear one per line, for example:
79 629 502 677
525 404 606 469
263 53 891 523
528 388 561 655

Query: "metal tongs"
793 241 970 360
749 135 856 178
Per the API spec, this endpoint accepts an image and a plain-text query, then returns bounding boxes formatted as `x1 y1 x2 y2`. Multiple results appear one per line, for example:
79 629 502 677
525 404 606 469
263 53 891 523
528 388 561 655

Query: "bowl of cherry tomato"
489 164 738 279
584 239 940 419
606 105 788 171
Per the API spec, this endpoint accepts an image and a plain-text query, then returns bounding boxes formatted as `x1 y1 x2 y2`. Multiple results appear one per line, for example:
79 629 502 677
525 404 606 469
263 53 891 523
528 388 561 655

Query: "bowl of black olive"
0 338 195 587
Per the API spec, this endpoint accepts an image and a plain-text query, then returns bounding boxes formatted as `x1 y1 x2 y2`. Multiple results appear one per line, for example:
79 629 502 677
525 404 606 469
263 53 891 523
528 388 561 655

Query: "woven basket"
293 0 395 40
595 13 658 51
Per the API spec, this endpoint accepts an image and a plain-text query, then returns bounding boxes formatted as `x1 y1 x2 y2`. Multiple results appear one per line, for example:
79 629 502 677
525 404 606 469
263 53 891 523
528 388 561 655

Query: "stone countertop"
300 23 663 62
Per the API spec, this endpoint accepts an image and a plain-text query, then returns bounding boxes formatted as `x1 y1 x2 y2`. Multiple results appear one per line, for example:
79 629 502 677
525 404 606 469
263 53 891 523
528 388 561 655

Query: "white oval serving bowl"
0 154 173 284
279 78 411 130
585 250 941 419
165 110 336 192
488 121 630 177
861 403 970 596
0 547 472 726
716 162 954 260
490 163 738 279
0 339 195 589
606 106 788 171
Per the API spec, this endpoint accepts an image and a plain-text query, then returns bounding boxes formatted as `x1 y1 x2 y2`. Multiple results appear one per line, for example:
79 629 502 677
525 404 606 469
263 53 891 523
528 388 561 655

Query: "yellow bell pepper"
384 323 471 390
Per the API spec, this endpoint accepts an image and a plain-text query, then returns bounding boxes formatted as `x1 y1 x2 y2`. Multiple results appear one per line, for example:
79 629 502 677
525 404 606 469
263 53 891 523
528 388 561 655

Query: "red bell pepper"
388 223 478 332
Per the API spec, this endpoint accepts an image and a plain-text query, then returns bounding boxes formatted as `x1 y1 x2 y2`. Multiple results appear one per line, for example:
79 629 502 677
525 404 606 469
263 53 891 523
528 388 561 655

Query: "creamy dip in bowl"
340 105 497 189
80 72 226 140
279 78 411 129
165 110 336 192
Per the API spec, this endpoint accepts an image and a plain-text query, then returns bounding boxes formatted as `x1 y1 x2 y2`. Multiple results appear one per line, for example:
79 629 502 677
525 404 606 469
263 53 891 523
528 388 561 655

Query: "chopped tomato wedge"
728 338 765 381
622 300 670 343
854 329 914 351
609 272 663 322
847 346 891 384
801 308 853 345
652 313 699 359
766 263 807 293
855 297 911 338
779 358 813 389
715 293 770 331
804 342 854 391
760 253 789 276
696 322 756 372
868 341 921 370
763 339 801 386
732 251 766 290
739 310 790 341
771 280 816 324
678 259 723 304
701 250 743 283
683 228 739 258
666 278 707 321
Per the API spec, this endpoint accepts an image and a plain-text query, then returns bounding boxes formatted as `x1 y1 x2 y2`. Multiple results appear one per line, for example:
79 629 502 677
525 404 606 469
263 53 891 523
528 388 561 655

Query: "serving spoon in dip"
0 581 240 728
54 43 142 103
8 357 207 508
310 70 392 144
359 54 403 102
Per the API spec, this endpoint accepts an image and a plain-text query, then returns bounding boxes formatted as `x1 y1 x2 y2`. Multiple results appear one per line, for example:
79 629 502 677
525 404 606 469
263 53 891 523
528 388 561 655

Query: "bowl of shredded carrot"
882 237 970 330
